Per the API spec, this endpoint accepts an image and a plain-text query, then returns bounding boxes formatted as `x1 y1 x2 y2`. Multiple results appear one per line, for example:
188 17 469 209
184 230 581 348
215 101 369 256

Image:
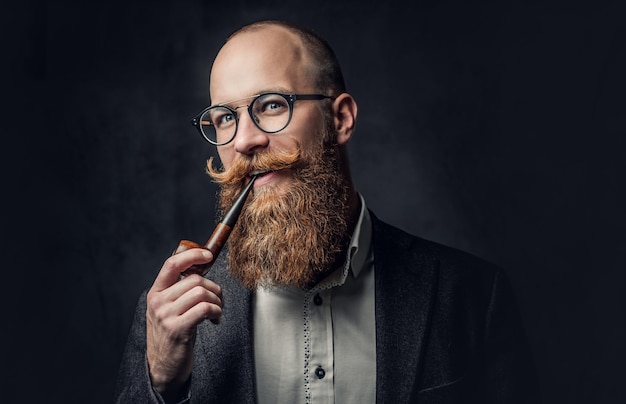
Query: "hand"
146 248 223 397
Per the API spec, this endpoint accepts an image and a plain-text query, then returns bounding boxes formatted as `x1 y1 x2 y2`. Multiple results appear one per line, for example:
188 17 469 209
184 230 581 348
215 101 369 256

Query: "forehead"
209 26 315 104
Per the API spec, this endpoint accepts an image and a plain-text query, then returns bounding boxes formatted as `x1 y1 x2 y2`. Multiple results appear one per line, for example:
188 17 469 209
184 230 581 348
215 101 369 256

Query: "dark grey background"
2 0 624 403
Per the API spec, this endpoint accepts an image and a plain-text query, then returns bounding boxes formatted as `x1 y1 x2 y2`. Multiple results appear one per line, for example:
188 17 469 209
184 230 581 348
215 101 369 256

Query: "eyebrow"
210 87 294 108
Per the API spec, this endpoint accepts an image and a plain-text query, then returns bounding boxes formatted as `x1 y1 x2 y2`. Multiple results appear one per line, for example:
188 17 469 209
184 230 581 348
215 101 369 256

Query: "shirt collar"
257 194 373 293
313 193 372 290
347 193 372 279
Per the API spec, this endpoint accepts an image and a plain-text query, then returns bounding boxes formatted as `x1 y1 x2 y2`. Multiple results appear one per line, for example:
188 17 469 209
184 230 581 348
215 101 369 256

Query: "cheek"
217 148 235 170
287 111 327 149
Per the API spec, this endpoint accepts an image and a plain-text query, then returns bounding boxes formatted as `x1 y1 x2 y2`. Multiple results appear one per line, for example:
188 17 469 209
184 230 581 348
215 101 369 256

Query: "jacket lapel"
372 213 438 403
196 215 437 403
195 254 257 403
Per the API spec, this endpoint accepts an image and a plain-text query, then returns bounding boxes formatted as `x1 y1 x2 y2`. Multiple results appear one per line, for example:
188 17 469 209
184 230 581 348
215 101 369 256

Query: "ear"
332 93 358 145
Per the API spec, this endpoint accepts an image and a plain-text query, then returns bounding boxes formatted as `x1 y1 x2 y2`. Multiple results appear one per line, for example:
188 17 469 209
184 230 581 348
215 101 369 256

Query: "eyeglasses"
191 92 332 146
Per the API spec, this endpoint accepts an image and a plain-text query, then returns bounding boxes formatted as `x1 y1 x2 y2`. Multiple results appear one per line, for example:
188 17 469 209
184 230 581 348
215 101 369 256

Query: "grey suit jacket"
115 212 540 403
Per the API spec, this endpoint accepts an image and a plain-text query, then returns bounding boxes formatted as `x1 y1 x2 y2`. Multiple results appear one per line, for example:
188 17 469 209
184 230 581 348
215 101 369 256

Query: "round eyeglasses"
191 92 332 146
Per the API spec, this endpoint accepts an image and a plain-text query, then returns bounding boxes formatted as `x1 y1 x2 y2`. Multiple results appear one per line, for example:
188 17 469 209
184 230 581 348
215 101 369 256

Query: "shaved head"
219 20 346 96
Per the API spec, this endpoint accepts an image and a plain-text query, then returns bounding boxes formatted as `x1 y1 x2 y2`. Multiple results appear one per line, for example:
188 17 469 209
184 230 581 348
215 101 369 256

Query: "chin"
252 181 289 203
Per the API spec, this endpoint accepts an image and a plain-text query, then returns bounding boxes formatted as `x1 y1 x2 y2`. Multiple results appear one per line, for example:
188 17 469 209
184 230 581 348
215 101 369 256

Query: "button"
315 366 326 379
313 293 323 305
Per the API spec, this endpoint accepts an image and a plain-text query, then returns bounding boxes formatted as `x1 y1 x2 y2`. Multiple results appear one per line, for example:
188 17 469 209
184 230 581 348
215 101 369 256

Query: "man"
115 20 540 403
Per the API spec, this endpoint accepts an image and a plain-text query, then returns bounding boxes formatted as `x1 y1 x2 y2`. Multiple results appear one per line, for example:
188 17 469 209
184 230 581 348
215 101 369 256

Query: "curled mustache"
206 143 302 186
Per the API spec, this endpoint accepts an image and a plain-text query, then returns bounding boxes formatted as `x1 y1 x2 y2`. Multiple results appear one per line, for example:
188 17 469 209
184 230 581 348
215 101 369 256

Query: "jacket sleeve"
113 291 191 404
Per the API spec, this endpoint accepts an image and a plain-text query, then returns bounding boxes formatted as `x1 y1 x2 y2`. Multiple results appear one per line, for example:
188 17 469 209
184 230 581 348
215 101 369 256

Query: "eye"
264 101 282 111
209 107 236 129
254 94 289 116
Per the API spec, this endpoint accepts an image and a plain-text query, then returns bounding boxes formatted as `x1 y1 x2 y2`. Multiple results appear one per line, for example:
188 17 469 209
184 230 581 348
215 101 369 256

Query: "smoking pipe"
175 175 257 278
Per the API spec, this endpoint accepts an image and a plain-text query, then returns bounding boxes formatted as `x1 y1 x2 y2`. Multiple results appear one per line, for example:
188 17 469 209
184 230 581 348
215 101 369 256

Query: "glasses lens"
202 106 236 145
250 93 291 133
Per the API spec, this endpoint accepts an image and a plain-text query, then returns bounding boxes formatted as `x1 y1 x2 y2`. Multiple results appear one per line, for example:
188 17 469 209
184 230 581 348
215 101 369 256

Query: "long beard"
207 132 351 289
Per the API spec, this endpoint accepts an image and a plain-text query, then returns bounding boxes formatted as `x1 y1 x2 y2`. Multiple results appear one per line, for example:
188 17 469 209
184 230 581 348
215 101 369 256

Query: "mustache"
206 143 302 186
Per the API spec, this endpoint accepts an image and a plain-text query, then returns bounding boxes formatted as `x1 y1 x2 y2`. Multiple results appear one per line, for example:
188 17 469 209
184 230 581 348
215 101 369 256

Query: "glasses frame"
191 92 332 146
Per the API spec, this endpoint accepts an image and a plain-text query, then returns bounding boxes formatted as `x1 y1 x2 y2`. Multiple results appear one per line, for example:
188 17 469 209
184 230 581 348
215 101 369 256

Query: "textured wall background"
3 0 625 402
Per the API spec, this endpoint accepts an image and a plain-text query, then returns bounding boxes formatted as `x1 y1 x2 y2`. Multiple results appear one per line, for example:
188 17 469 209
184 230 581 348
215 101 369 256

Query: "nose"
233 107 270 155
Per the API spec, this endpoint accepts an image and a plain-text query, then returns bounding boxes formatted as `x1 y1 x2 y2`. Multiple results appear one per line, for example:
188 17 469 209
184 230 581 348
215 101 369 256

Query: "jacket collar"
371 211 438 403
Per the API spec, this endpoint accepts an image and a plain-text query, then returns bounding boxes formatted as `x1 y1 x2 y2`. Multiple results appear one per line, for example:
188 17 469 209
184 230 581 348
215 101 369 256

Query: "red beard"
207 134 352 289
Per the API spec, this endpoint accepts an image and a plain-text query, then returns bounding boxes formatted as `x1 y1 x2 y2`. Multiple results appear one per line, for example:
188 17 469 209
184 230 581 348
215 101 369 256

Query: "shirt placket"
304 288 334 404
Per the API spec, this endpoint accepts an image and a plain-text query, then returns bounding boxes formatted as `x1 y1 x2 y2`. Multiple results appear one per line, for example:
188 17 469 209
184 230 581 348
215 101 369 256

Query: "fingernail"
202 249 213 260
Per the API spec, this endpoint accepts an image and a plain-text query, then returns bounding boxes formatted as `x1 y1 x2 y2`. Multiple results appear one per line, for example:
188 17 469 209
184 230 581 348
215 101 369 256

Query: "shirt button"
315 366 326 379
313 293 323 305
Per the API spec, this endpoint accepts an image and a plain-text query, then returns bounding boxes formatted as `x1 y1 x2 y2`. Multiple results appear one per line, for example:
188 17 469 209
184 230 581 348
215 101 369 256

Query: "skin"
146 24 359 398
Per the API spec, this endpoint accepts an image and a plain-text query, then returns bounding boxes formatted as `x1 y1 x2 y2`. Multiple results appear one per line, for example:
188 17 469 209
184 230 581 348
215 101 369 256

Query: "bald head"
209 20 346 104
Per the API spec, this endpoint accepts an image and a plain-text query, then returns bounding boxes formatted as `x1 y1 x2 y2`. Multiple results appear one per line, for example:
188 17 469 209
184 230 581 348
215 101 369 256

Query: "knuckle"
197 301 211 315
162 255 179 272
160 317 178 335
191 285 209 300
210 282 222 295
199 301 221 319
152 305 169 323
188 274 205 287
146 292 163 310
204 280 222 296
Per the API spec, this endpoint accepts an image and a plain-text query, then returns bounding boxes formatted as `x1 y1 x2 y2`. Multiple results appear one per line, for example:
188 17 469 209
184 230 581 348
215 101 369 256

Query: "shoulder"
369 210 507 300
370 211 501 275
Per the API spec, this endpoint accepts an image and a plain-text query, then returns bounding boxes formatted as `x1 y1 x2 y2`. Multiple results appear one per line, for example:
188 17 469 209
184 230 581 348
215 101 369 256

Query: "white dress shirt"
253 194 376 404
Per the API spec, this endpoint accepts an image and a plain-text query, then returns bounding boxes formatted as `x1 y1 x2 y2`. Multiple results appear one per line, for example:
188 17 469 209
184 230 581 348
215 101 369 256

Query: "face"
205 24 358 288
209 26 324 192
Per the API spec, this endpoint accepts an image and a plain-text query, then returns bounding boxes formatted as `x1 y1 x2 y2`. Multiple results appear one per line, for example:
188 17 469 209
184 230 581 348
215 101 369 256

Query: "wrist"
150 370 190 403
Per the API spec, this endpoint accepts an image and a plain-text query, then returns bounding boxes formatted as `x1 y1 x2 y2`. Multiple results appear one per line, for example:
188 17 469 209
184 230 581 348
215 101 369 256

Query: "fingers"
175 281 222 315
147 248 223 332
152 248 214 293
178 293 223 324
145 248 222 394
165 272 222 302
149 288 223 333
152 276 223 320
